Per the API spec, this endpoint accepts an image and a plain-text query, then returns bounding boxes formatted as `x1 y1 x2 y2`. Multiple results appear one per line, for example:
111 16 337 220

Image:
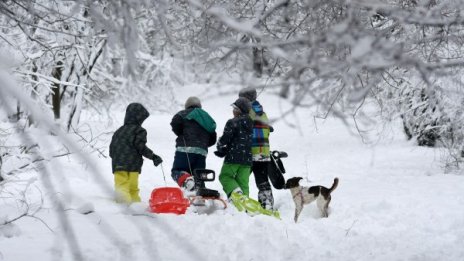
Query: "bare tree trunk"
51 60 63 120
0 155 3 182
29 62 39 126
280 84 290 99
253 47 263 78
67 87 84 132
8 100 22 122
67 40 106 131
16 101 21 121
252 38 268 78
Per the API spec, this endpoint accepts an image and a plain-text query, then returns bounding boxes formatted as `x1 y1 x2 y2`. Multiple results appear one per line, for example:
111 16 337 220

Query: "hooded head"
232 97 252 115
185 96 202 109
238 87 257 102
124 103 149 125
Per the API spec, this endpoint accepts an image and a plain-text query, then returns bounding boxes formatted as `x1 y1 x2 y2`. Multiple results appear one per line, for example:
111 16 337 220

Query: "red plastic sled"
149 187 190 215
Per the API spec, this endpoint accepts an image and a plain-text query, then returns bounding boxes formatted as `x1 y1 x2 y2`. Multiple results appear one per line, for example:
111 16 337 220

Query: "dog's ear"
285 177 303 189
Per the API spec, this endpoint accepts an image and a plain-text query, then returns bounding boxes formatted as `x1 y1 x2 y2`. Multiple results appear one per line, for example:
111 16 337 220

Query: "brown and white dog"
285 177 339 222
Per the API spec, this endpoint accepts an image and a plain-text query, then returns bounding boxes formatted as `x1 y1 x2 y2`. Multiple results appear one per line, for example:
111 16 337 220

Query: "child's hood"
124 103 149 125
251 100 264 116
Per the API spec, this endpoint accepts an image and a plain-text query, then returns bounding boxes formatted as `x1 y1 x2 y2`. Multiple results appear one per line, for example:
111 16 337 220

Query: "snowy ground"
1 85 463 261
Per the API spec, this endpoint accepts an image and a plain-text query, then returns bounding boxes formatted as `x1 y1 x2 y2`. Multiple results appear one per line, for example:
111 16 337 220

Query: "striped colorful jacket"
250 101 272 162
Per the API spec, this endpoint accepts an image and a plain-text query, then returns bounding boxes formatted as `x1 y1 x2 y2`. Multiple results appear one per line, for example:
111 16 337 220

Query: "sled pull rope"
160 163 167 186
182 136 194 177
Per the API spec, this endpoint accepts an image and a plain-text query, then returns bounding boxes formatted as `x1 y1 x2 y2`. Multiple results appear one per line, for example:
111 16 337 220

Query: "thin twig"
6 152 72 175
345 219 358 237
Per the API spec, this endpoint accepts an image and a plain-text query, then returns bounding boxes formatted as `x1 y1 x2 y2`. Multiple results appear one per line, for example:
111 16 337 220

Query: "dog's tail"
329 178 339 193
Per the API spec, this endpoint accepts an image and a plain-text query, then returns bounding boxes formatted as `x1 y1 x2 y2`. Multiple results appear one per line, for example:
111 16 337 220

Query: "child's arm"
208 131 217 147
216 120 234 153
134 128 163 166
170 113 183 136
134 128 155 159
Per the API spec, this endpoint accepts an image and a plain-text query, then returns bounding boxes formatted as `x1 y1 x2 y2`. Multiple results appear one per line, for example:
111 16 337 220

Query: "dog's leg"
321 205 328 218
294 202 303 222
317 197 329 218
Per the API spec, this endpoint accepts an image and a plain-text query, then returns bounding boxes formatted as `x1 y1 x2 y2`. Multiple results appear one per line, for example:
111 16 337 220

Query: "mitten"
214 151 226 158
152 154 163 166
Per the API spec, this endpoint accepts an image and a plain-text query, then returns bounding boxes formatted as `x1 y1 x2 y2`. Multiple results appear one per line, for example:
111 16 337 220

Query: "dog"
285 177 339 222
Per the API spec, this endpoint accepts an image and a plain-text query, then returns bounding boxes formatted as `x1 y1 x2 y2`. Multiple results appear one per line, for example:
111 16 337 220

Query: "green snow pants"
219 163 252 197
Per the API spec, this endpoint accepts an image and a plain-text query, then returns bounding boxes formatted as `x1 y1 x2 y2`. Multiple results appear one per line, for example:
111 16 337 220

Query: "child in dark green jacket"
170 96 217 191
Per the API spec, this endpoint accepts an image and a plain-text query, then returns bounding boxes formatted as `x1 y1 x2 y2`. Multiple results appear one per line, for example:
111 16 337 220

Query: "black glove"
214 151 226 158
152 154 163 166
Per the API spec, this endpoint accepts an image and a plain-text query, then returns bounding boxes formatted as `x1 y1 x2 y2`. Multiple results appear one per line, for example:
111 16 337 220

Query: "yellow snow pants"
114 171 141 203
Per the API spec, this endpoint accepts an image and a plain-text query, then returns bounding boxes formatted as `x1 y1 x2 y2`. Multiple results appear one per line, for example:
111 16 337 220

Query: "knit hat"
185 96 202 109
232 97 252 114
238 87 257 101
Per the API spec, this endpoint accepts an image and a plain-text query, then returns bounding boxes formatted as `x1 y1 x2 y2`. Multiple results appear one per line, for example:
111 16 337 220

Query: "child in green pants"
215 98 280 218
214 97 253 197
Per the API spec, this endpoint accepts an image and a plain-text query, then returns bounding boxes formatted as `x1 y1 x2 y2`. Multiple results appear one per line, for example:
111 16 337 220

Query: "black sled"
268 150 287 190
188 169 227 209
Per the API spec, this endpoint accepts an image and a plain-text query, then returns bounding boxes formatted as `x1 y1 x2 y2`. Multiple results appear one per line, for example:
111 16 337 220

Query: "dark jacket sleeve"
217 120 234 153
134 127 155 159
109 136 114 158
170 113 183 136
109 130 118 159
208 131 217 147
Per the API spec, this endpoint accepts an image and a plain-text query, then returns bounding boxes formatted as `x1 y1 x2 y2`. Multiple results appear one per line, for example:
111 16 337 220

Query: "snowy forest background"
2 0 464 169
1 1 464 260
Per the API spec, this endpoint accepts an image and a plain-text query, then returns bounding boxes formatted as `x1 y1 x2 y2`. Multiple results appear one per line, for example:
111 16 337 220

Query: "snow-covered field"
1 85 463 261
